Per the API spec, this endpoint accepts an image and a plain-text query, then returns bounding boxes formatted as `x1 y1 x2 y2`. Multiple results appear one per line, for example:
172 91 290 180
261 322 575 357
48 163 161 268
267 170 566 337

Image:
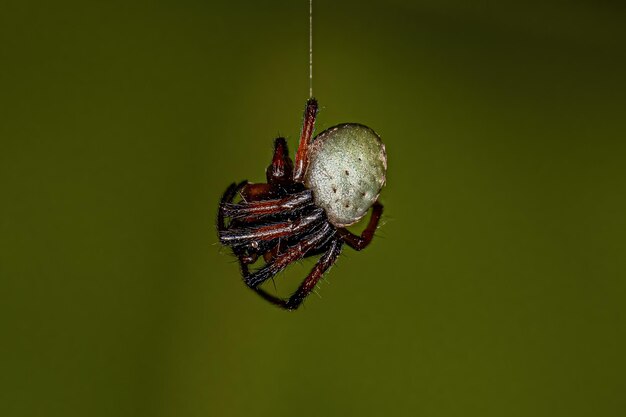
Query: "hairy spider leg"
219 186 320 271
263 239 287 264
336 202 384 250
284 239 343 310
219 208 325 246
217 181 248 231
218 181 261 265
220 135 315 268
243 222 335 288
240 183 272 202
221 190 313 221
293 98 318 183
247 239 343 310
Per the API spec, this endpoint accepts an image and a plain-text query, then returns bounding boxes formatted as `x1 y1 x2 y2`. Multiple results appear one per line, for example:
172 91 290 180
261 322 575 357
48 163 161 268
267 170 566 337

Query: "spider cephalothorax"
218 98 386 310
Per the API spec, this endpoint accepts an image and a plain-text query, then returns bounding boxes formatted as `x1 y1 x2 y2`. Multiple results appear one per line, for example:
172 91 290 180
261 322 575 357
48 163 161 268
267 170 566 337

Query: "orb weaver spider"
218 98 386 310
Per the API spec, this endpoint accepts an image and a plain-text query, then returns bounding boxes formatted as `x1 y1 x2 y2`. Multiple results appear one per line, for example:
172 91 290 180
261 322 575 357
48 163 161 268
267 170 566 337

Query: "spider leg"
219 208 325 246
239 183 271 202
221 190 313 221
336 201 384 251
217 181 247 231
250 239 343 310
242 222 334 288
217 181 298 230
293 98 318 183
263 239 286 264
219 181 284 256
220 184 314 272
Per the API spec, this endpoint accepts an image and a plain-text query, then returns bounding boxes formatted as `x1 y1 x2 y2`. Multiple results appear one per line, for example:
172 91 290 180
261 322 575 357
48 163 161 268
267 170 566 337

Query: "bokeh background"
1 1 625 416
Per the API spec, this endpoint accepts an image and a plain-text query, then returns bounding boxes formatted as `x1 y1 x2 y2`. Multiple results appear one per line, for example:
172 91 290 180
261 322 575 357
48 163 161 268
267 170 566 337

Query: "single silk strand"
309 0 313 98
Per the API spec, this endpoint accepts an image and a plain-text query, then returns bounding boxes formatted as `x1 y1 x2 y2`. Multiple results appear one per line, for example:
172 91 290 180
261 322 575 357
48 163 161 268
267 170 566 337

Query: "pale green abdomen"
305 123 387 227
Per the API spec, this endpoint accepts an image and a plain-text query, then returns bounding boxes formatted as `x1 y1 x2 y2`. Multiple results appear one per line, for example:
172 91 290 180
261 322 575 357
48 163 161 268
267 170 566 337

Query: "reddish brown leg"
336 202 383 251
221 190 313 220
263 239 286 264
243 223 334 288
293 98 318 183
219 208 325 246
219 182 274 263
240 183 272 202
243 239 343 310
284 239 342 310
217 181 247 232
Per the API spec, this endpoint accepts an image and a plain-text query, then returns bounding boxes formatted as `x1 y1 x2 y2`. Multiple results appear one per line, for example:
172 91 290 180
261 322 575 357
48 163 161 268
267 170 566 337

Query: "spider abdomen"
305 123 387 227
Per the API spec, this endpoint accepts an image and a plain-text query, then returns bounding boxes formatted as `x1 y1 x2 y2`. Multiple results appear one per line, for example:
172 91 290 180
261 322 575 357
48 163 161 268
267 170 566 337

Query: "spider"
217 98 387 310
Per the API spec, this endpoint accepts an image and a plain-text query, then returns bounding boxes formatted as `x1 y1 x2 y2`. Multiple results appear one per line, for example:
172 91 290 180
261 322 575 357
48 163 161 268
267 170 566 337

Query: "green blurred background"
1 1 625 416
